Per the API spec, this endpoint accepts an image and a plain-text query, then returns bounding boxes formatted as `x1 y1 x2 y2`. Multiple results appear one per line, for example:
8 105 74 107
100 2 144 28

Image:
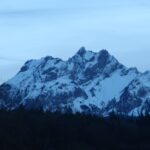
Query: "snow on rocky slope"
0 47 150 116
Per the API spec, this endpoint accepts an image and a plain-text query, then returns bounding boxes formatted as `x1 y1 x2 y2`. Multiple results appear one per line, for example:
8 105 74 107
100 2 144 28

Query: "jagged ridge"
0 47 149 116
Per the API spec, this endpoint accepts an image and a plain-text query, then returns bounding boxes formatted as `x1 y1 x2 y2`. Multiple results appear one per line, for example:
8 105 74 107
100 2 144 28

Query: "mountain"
0 47 150 116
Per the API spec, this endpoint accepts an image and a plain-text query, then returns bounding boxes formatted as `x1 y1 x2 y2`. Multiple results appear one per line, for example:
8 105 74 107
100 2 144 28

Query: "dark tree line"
0 108 150 150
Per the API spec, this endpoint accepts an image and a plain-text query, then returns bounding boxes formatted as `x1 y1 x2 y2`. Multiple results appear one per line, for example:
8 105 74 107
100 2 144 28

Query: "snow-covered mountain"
0 47 150 116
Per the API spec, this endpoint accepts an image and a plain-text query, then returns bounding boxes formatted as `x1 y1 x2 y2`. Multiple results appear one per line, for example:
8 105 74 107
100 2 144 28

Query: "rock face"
0 47 150 116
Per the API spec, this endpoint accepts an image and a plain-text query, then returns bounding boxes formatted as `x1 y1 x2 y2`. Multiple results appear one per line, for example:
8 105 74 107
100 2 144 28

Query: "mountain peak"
76 47 86 56
99 49 109 55
98 49 110 60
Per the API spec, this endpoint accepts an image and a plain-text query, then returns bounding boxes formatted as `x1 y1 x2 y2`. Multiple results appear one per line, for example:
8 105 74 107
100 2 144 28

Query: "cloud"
0 56 24 62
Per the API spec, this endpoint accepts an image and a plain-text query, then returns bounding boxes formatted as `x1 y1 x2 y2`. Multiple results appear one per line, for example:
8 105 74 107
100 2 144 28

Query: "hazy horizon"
0 0 150 83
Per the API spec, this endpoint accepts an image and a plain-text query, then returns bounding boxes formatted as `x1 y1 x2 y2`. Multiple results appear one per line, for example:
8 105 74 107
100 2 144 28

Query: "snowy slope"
0 47 150 116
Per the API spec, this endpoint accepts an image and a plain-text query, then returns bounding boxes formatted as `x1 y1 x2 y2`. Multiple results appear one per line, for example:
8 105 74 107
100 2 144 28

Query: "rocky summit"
0 47 150 116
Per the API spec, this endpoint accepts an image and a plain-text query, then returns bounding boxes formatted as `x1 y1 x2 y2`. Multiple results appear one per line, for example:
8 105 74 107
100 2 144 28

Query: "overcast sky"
0 0 150 83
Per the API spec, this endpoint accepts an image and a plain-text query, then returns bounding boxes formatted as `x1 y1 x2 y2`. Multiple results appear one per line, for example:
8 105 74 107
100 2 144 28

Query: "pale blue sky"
0 0 150 83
